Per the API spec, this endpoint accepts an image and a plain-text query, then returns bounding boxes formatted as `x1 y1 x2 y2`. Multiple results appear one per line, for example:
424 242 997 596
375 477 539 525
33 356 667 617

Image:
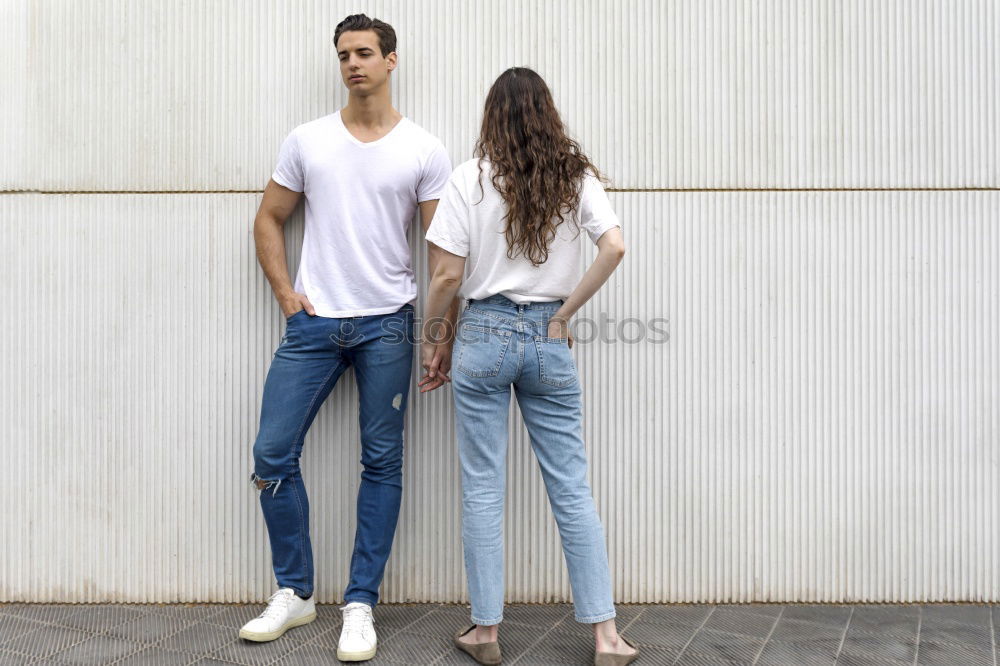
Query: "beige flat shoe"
594 635 640 665
453 624 502 665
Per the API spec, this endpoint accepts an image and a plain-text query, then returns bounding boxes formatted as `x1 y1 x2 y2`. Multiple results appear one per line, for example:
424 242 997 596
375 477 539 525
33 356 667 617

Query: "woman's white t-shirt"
272 111 452 317
425 158 620 303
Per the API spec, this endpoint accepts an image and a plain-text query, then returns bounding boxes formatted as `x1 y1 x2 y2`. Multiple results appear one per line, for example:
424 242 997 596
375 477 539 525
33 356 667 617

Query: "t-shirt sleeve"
271 130 304 192
416 142 453 202
578 173 620 243
424 174 470 257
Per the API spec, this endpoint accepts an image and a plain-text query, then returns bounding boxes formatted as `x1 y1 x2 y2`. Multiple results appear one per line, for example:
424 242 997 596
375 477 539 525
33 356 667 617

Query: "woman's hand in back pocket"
547 317 575 349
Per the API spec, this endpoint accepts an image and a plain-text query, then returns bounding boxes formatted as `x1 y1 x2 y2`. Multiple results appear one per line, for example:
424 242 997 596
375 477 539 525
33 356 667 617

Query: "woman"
420 67 638 666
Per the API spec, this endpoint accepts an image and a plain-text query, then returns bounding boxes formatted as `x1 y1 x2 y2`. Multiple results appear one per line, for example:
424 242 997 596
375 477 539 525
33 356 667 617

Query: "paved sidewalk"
0 602 994 665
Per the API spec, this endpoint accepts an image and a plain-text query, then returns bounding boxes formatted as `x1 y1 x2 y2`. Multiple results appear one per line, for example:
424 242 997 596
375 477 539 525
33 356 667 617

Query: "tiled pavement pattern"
0 602 996 665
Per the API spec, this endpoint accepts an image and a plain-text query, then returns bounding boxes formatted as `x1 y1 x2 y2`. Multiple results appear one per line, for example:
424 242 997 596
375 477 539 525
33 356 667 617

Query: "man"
239 14 456 662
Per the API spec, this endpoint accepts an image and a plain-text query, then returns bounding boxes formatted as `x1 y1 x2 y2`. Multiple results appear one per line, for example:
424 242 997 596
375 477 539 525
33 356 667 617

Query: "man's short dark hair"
334 14 396 57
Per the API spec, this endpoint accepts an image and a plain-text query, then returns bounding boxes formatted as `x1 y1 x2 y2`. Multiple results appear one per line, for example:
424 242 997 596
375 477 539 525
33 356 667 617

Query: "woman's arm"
548 227 626 342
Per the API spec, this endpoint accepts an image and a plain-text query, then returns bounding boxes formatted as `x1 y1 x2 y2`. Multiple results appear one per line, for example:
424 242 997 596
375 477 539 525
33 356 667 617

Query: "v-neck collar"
336 110 407 147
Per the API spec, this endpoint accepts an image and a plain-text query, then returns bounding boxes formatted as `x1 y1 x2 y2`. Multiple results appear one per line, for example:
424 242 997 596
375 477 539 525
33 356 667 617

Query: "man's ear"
386 52 397 73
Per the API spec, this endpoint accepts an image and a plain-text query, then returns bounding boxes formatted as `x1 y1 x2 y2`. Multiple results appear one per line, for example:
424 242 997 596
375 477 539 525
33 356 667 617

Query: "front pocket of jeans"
534 336 577 388
456 324 512 378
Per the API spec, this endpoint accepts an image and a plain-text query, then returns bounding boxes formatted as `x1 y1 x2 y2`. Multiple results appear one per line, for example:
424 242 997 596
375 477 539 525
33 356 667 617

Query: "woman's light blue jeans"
451 294 616 625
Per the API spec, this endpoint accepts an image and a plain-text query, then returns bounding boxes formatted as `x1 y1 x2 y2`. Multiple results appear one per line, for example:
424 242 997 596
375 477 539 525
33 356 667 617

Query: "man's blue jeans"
250 304 414 607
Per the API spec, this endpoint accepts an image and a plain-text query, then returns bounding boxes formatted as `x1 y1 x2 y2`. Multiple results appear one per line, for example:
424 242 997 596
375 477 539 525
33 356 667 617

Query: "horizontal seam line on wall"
613 187 1000 192
0 187 998 195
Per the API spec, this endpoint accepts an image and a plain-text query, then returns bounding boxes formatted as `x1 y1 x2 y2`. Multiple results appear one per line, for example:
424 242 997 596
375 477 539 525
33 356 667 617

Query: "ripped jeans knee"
251 437 299 497
250 472 284 497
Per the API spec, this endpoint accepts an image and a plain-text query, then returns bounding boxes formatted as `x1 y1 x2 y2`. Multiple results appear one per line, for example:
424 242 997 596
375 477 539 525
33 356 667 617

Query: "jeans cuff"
280 585 312 600
470 614 503 626
575 609 616 624
344 595 377 609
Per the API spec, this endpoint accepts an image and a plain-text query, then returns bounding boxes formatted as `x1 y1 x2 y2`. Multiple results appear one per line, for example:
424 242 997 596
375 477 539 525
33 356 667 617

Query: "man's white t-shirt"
272 110 452 317
425 158 621 303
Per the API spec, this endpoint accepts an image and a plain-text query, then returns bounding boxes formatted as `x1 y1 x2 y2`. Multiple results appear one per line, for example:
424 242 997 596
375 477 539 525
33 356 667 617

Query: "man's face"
337 30 395 94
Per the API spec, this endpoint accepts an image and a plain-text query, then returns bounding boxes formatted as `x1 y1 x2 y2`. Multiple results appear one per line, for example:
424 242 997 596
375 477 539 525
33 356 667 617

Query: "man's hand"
279 291 316 318
418 343 453 393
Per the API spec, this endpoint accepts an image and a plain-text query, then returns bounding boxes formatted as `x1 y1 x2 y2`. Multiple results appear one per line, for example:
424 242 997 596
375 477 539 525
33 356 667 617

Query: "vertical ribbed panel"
0 0 27 185
1 0 997 191
1 191 997 603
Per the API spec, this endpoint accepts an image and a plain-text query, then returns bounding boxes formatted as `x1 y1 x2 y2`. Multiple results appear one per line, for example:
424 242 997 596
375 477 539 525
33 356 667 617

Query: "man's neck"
342 88 400 129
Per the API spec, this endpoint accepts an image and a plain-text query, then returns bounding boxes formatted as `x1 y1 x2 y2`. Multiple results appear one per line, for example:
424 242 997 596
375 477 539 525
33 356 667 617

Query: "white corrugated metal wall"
1 0 997 603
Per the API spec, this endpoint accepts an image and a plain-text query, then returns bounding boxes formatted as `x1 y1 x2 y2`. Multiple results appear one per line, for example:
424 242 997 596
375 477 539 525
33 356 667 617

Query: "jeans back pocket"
533 336 578 388
456 323 512 378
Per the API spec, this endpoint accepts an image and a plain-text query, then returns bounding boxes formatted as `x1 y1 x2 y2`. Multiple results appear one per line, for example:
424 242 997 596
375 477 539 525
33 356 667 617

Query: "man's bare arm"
419 200 461 326
417 199 460 389
253 179 314 316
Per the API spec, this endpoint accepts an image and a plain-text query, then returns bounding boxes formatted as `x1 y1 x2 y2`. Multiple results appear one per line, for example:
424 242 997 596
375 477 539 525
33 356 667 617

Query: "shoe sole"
238 611 317 642
336 645 377 662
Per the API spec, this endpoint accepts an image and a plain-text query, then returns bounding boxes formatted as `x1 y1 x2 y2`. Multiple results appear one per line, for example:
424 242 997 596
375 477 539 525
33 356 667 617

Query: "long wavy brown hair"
474 67 604 266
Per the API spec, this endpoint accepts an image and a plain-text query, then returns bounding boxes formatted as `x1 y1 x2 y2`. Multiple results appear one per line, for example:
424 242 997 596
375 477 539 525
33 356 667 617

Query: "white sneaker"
238 588 316 642
337 601 377 661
